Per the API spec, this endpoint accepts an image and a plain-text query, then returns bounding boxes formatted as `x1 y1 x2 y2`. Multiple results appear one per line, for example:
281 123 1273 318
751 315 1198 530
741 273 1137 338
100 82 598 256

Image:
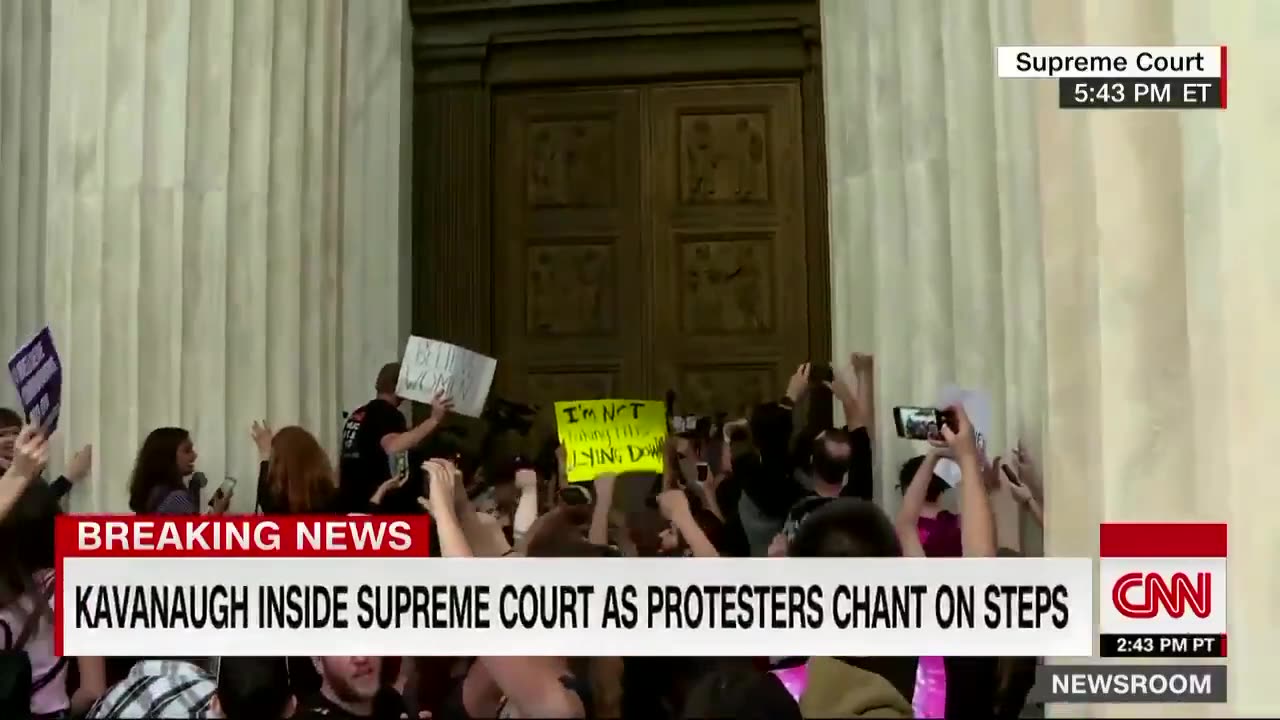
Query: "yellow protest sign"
554 399 666 483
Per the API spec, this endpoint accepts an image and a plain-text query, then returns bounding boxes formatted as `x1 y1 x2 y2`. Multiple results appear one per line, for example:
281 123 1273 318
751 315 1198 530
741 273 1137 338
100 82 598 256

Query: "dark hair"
216 657 293 719
899 455 950 504
375 363 400 395
690 506 725 553
682 666 802 720
788 498 902 558
0 407 22 431
810 428 853 486
128 427 191 513
626 508 668 558
525 505 608 558
557 485 592 507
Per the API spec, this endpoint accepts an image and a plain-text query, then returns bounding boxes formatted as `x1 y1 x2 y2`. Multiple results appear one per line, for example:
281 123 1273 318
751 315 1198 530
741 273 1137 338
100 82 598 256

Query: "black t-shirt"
338 399 408 514
295 692 372 720
776 426 875 542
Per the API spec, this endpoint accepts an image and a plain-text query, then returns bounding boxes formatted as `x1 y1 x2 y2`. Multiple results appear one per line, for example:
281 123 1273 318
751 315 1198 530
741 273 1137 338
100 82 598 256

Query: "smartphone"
209 476 236 506
1000 463 1022 486
892 406 946 440
808 362 834 384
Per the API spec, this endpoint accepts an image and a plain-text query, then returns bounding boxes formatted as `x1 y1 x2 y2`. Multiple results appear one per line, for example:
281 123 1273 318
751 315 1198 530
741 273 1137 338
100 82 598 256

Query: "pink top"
0 570 68 716
917 511 962 558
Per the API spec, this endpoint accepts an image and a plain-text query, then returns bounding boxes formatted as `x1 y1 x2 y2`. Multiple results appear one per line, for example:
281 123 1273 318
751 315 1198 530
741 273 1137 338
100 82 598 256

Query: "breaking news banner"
995 46 1228 110
53 516 1095 658
1098 522 1227 659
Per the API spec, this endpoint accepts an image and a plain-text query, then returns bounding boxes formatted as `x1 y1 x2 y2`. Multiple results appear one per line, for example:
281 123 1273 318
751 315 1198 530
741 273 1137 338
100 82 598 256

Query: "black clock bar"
1058 77 1222 109
1099 633 1226 658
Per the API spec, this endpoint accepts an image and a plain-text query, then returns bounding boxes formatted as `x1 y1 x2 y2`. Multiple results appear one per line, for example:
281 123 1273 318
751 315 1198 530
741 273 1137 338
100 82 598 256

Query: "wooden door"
648 82 810 417
492 90 648 408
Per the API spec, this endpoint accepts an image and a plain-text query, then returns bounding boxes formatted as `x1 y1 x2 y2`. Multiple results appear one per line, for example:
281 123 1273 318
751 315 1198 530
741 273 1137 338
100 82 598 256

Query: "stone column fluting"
40 0 345 512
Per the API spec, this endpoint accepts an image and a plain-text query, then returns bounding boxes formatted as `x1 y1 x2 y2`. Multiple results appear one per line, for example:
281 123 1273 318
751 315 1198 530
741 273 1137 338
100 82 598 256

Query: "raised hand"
65 444 93 483
422 459 458 515
515 468 538 493
824 371 855 406
998 460 1033 503
250 421 273 461
371 469 410 506
1012 441 1039 479
429 391 454 424
850 352 874 377
209 487 233 514
939 404 978 462
8 426 49 479
983 455 1004 494
704 465 724 494
785 363 811 403
926 437 955 459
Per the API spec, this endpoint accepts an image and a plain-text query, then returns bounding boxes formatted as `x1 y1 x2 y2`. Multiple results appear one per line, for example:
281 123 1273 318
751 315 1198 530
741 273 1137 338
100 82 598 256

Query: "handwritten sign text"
555 399 666 483
395 336 496 418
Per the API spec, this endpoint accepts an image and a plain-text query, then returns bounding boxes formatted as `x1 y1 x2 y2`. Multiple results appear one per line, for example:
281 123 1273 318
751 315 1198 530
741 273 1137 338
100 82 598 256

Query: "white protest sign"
935 385 993 487
395 336 496 418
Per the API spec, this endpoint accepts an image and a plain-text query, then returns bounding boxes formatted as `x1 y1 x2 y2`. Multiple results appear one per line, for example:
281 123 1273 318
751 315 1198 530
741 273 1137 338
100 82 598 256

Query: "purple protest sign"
7 327 62 432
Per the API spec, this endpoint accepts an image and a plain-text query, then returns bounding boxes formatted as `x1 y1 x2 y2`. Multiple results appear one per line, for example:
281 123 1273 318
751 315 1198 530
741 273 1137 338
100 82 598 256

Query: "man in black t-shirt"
337 362 452 513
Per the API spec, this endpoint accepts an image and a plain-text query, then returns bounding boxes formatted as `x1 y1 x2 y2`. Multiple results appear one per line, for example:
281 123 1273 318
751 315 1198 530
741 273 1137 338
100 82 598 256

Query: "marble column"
824 0 1278 714
820 0 1043 550
1029 1 1279 715
0 0 50 410
40 0 346 513
339 0 413 414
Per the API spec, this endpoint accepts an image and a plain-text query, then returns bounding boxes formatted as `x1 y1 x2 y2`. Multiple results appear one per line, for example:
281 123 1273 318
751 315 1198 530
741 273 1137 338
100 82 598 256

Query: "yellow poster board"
554 399 667 483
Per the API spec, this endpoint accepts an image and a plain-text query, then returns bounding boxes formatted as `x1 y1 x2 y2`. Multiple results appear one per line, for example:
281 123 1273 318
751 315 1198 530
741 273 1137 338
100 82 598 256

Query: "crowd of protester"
0 354 1047 719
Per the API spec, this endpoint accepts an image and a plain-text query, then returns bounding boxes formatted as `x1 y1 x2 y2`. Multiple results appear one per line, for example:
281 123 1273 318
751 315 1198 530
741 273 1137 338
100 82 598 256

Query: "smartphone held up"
892 406 956 441
209 476 237 508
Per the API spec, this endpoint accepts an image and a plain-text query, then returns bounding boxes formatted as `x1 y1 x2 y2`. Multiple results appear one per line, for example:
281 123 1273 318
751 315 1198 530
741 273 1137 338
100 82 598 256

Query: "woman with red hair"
254 425 339 515
250 422 405 515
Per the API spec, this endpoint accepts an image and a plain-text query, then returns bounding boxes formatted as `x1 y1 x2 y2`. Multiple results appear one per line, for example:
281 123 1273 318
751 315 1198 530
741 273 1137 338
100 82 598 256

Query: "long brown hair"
128 427 191 513
266 426 337 513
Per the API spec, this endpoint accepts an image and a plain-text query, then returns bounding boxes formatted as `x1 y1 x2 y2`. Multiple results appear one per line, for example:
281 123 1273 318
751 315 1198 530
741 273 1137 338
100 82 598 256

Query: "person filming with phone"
890 403 1001 718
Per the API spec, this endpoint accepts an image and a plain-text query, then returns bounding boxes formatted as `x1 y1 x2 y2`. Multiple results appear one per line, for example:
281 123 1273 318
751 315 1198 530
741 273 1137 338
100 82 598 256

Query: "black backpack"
0 584 65 719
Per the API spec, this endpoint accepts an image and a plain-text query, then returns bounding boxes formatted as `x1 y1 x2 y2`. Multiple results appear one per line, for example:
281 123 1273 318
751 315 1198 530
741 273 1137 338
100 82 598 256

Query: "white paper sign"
395 336 496 418
935 385 993 487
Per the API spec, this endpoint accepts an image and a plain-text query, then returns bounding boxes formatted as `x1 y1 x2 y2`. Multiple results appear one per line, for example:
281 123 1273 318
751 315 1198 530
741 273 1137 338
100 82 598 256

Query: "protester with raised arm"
0 426 47 525
1000 447 1044 531
0 425 107 718
338 362 453 514
1 408 92 504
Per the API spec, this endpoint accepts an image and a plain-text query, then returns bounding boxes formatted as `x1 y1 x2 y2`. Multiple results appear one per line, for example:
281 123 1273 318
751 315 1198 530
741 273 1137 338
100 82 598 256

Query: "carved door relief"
494 81 810 417
649 83 809 417
493 90 646 412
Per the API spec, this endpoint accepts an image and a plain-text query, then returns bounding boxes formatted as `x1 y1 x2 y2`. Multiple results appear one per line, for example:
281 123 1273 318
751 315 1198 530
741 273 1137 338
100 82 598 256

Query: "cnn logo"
1111 571 1211 619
